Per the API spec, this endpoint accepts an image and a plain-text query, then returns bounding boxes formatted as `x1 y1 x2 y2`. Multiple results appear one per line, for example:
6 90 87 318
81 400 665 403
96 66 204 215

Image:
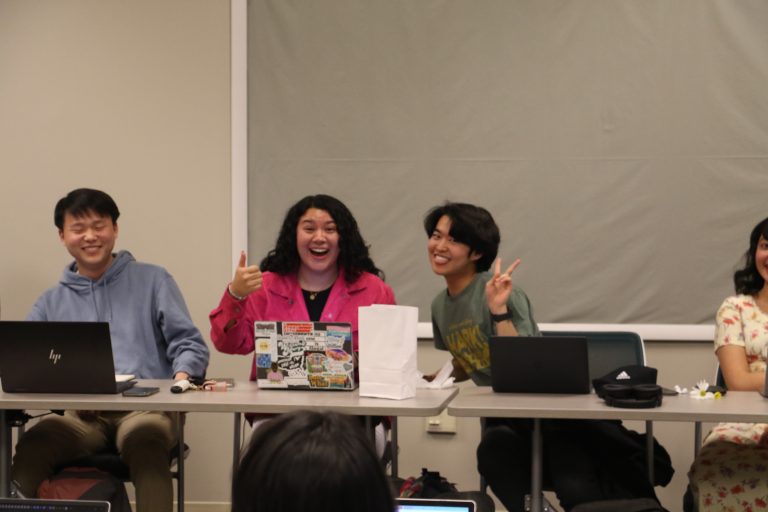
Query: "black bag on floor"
399 468 458 498
395 468 495 512
37 467 131 512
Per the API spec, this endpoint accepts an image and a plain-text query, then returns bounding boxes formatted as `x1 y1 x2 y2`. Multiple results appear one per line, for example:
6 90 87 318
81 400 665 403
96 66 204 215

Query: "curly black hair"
734 216 768 295
260 195 383 282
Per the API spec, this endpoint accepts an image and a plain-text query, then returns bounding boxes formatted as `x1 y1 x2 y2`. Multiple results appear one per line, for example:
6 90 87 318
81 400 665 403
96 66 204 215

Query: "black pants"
477 419 660 512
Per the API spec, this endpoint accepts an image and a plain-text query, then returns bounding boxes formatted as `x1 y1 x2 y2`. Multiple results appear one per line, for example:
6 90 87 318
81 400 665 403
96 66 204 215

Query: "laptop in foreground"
489 335 590 394
396 498 477 512
0 321 135 394
0 498 110 511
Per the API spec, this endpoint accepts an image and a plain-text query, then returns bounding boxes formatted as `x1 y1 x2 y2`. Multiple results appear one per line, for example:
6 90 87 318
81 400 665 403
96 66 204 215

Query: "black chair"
541 331 647 383
716 366 726 388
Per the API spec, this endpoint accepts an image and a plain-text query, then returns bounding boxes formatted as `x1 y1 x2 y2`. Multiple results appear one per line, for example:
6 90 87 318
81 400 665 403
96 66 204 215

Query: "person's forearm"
494 319 518 337
722 370 765 391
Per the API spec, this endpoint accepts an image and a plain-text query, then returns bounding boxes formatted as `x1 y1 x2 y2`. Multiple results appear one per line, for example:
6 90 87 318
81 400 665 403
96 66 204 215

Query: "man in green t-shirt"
423 202 667 512
425 203 539 385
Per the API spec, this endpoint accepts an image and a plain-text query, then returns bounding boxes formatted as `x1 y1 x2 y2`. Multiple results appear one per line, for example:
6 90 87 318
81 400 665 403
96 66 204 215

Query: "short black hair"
260 195 383 282
423 202 500 272
734 216 768 295
54 188 120 230
232 410 395 512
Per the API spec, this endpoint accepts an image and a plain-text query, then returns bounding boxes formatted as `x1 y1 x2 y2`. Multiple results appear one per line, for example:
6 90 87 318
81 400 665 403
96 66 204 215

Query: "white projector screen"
245 0 768 325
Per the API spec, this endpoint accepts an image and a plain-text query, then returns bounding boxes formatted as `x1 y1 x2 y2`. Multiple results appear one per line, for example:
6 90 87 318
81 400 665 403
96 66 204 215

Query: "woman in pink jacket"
209 194 396 381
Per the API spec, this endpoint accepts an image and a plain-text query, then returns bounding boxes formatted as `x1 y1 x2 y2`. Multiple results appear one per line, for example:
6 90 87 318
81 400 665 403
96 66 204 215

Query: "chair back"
541 331 645 381
715 366 726 388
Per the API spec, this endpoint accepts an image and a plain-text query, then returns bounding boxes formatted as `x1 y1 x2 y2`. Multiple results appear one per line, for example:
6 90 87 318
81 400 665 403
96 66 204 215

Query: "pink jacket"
209 270 396 381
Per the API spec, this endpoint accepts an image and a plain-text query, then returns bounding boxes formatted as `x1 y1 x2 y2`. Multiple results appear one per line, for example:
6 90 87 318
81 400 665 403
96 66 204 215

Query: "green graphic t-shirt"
431 271 539 386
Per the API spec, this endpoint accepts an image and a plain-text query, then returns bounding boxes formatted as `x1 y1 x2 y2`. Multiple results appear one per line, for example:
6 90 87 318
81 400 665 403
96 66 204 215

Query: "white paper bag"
358 305 418 399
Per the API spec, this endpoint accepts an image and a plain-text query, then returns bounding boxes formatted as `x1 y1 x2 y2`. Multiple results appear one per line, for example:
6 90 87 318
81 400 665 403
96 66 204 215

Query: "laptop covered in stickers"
254 321 355 390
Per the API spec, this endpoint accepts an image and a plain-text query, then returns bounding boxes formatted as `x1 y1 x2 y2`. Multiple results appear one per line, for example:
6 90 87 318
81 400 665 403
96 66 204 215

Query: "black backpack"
37 467 131 512
396 468 496 512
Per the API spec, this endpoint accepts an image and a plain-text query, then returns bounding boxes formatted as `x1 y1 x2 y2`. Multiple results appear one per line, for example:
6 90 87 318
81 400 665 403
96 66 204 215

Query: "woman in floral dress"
689 216 768 511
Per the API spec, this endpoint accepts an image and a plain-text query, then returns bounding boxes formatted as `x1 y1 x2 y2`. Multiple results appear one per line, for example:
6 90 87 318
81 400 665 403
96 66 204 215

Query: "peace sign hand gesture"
485 257 521 314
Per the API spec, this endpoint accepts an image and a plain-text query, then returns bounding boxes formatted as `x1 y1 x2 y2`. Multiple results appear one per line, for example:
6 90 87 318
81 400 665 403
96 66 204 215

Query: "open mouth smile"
433 253 450 264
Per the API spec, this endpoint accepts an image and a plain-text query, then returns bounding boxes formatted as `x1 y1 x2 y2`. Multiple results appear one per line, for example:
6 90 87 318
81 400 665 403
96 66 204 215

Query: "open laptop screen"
0 498 110 511
396 498 476 512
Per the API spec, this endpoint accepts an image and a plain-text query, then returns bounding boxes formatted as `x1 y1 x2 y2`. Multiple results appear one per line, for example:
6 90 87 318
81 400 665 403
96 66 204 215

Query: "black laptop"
0 498 110 511
0 321 136 394
489 335 590 394
396 498 476 512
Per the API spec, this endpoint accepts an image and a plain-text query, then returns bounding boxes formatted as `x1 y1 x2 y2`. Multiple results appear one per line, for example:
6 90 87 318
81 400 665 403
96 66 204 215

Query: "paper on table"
115 374 135 382
417 359 455 389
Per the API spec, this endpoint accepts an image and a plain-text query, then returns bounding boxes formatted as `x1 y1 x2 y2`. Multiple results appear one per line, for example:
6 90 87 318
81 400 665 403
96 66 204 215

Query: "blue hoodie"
27 250 209 379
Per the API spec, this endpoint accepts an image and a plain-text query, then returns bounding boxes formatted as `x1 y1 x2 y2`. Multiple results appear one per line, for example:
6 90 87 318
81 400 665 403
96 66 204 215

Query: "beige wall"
0 0 239 505
0 1 723 511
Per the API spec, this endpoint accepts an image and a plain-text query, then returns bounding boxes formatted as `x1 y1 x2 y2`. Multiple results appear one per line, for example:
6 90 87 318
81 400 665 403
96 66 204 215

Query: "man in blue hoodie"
11 188 210 512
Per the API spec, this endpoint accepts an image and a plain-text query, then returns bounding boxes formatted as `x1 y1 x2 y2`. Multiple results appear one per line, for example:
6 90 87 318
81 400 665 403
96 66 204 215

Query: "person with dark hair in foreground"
210 194 395 376
232 410 395 512
688 216 768 511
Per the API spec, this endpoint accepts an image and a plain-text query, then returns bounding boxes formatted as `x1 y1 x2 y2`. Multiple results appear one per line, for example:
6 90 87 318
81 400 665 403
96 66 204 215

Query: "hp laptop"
396 498 477 512
489 335 590 394
0 321 136 394
0 498 110 511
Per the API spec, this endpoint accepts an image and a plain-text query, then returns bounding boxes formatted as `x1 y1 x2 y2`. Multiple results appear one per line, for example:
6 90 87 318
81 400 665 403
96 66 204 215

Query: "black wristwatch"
490 309 513 323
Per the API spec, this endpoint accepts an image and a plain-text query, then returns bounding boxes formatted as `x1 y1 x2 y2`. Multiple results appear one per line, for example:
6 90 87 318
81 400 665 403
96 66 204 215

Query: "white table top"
0 379 458 417
448 387 768 423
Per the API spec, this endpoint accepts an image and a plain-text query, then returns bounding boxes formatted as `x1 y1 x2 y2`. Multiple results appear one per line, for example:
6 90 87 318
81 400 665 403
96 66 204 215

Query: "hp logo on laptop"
49 349 62 365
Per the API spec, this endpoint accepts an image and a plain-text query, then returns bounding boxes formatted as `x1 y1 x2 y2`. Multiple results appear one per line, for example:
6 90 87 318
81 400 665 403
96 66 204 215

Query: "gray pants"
12 410 177 512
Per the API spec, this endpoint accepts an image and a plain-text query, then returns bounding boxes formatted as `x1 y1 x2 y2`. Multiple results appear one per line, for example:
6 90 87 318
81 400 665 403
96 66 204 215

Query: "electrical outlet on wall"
425 409 457 434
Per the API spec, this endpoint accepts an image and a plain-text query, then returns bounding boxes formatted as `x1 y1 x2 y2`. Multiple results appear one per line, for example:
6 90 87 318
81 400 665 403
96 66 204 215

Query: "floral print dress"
688 295 768 512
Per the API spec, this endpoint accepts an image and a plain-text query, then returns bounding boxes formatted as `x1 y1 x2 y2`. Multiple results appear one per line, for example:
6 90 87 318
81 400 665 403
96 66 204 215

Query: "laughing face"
427 215 480 279
59 210 118 280
296 208 341 277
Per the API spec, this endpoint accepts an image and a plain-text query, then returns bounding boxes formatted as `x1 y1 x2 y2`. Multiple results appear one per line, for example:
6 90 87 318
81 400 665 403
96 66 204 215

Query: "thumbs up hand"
229 251 263 299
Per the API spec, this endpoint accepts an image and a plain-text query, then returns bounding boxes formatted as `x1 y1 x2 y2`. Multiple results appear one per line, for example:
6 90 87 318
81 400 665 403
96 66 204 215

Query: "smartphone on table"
123 386 160 397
